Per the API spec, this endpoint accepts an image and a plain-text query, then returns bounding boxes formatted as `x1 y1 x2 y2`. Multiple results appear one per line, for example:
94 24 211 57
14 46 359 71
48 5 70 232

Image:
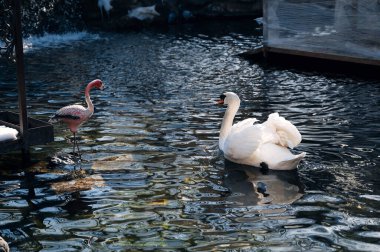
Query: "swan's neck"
219 101 240 150
85 85 94 114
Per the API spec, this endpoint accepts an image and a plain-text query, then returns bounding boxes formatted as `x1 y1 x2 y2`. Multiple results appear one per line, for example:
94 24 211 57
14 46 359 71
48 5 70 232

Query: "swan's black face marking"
216 94 226 105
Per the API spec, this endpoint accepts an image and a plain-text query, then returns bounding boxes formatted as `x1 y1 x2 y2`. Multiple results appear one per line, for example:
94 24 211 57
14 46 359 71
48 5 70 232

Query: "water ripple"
0 20 379 251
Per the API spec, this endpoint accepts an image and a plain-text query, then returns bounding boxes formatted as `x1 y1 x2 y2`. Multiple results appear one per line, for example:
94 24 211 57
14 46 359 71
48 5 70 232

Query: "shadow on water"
223 160 305 207
0 154 99 249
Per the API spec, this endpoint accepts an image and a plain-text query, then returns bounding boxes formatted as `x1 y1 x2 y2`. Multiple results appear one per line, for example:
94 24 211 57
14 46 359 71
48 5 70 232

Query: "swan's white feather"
265 112 302 148
231 118 258 132
224 123 262 161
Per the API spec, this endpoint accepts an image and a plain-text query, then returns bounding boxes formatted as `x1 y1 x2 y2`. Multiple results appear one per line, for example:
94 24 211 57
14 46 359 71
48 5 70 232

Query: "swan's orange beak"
216 99 224 105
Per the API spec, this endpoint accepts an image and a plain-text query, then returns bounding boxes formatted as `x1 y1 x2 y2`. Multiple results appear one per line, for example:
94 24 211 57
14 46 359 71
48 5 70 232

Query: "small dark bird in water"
256 181 269 197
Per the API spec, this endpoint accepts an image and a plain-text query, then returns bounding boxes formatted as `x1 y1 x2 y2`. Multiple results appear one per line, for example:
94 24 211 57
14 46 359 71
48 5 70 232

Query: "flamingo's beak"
99 84 105 90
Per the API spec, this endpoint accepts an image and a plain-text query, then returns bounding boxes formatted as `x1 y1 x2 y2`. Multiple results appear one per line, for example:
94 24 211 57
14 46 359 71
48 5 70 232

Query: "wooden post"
12 0 29 154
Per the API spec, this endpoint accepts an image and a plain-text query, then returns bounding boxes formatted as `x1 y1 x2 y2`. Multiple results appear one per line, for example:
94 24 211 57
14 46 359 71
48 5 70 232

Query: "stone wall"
83 0 262 29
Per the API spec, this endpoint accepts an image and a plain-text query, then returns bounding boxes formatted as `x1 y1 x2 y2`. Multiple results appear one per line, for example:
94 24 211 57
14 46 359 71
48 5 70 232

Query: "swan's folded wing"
223 125 262 161
231 118 258 133
267 113 302 148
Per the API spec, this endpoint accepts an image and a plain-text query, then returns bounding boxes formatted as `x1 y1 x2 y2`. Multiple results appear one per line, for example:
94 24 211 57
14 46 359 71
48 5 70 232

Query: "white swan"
0 125 18 142
98 0 113 21
128 5 160 21
217 92 306 170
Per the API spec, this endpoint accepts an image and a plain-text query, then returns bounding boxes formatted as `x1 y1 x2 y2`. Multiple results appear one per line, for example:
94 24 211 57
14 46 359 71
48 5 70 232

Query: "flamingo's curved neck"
219 100 240 150
85 84 95 114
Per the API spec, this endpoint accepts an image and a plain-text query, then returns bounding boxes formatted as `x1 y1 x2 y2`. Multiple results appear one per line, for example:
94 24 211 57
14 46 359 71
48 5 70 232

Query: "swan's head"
216 92 240 105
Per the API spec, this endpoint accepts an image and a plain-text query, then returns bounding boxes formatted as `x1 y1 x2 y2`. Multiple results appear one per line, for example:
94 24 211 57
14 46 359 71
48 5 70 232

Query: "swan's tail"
276 152 306 170
267 112 302 148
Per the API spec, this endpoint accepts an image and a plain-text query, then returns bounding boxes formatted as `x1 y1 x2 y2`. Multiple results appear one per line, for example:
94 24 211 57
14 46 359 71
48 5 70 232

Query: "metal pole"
12 0 29 153
262 0 269 58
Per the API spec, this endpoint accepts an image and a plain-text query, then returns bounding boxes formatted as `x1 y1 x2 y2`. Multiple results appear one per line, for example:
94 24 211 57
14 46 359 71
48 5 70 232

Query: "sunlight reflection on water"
0 20 380 251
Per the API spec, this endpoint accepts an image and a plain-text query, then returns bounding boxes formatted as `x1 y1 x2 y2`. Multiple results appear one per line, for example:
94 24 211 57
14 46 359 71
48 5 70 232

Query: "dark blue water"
0 20 380 251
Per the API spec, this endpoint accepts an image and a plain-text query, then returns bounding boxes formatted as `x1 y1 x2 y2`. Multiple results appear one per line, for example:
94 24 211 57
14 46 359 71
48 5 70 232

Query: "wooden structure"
0 112 54 154
253 0 380 67
0 0 53 155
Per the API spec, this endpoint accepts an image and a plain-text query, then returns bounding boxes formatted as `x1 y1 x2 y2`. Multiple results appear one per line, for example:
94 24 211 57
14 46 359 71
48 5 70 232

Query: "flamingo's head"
216 92 240 105
89 79 105 90
90 79 105 90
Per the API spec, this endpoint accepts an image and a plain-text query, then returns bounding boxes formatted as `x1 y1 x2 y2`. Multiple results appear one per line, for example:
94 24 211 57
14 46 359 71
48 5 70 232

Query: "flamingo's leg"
72 132 76 154
75 134 81 157
72 132 81 157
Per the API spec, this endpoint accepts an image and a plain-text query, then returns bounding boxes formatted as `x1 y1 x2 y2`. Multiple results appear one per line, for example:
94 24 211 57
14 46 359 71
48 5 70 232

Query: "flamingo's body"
217 92 305 170
49 79 105 155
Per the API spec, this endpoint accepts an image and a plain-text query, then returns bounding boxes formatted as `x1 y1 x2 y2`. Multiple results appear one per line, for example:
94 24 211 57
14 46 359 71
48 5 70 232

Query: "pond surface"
0 20 380 251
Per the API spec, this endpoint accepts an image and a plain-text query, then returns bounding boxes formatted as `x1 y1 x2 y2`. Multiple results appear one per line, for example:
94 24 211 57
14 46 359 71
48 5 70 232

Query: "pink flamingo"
49 79 105 155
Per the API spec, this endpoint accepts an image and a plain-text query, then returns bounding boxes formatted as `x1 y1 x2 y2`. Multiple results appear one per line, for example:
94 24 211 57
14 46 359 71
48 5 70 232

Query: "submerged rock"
50 174 105 194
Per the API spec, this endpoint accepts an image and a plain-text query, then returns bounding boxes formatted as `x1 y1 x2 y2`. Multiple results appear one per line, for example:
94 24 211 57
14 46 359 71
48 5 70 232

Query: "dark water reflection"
1 20 380 251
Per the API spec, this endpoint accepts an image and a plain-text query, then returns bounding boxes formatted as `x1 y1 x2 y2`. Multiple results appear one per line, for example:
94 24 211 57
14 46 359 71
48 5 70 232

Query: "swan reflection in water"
223 160 305 208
